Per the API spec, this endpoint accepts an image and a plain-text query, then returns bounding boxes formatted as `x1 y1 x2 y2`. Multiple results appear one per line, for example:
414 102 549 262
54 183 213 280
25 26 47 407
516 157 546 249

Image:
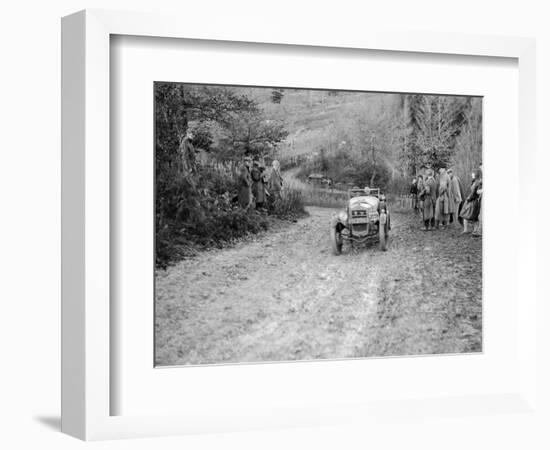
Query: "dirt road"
155 207 482 366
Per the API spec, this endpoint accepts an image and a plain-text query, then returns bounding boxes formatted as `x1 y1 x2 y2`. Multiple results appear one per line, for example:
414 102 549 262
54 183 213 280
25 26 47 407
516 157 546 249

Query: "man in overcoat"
238 156 253 209
250 159 266 209
410 178 419 210
447 168 463 227
268 159 283 201
435 167 451 228
180 130 196 173
421 169 437 231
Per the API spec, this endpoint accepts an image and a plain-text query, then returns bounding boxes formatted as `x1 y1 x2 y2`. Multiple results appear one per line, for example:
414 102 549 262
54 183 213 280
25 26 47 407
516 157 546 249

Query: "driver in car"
350 186 361 198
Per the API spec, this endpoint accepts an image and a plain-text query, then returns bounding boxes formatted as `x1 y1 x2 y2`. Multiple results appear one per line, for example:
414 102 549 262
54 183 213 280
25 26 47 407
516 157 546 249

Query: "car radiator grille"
352 223 368 233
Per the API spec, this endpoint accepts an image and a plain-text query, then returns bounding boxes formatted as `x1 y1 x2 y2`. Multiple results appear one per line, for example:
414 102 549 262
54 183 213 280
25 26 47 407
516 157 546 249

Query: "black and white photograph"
154 82 483 366
3 0 547 446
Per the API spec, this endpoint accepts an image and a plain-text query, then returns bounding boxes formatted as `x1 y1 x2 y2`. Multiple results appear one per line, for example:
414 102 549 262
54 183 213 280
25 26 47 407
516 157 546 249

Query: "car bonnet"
349 196 379 209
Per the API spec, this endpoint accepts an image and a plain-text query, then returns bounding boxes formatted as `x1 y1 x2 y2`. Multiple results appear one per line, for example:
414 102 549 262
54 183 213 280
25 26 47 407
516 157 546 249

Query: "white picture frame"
61 9 538 441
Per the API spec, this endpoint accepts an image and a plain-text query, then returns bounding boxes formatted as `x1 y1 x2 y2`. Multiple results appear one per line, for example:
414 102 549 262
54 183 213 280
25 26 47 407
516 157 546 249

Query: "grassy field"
283 173 348 208
234 87 402 161
282 168 416 211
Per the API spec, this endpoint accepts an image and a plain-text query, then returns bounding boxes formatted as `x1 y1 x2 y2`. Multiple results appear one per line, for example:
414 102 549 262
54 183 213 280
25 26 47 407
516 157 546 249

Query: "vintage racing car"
330 187 390 254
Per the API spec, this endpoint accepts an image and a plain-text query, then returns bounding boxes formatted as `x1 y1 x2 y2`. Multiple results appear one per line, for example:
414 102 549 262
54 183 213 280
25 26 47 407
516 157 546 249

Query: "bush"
267 187 307 219
156 223 197 269
156 208 270 268
190 209 269 245
155 163 307 269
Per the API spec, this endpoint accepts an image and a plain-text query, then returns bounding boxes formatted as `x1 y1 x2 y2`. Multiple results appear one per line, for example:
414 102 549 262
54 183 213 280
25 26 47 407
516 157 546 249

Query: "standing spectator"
251 158 266 210
417 175 425 219
238 156 252 209
260 164 269 209
421 169 437 231
180 130 196 173
430 167 438 228
410 178 419 210
460 169 482 234
435 167 451 228
268 159 283 201
472 167 483 237
447 168 463 228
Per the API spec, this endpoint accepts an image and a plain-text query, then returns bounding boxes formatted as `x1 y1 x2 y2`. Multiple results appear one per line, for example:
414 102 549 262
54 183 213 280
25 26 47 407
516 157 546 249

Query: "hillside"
235 87 403 160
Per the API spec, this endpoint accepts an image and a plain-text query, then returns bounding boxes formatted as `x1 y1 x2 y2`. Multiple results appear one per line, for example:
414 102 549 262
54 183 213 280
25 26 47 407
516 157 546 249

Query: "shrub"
156 208 271 269
190 209 269 245
155 162 308 269
267 187 307 219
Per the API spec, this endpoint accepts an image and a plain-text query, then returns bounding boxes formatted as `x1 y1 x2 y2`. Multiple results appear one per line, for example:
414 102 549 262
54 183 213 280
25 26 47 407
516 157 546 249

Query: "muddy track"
155 207 482 366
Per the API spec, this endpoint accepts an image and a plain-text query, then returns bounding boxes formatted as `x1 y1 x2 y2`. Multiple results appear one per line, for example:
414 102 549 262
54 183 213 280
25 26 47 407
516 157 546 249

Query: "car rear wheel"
331 225 343 255
379 220 387 251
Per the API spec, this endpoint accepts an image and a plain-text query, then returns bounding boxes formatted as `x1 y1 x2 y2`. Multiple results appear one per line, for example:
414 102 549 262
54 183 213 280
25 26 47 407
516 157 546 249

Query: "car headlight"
368 210 379 220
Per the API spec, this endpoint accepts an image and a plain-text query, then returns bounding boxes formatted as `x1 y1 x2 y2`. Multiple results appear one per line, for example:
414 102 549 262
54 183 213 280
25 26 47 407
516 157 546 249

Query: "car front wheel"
331 225 343 255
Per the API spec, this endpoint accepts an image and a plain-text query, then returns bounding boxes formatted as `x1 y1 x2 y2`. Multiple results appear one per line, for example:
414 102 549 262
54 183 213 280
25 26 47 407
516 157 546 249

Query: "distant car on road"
307 173 325 185
330 187 390 254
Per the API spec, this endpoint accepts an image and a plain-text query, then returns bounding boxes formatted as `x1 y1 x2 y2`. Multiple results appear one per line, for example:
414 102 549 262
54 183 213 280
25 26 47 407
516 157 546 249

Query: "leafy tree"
217 113 288 159
155 82 258 231
189 121 214 151
155 83 257 157
451 97 482 182
402 94 470 172
352 161 391 190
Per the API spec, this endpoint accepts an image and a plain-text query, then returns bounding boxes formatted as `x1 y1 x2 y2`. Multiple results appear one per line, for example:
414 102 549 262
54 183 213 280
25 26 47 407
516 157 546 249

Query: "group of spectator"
410 165 482 237
237 156 284 211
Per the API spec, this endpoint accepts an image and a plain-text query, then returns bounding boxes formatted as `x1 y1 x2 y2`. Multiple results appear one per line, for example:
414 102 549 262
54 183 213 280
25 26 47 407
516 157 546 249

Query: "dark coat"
448 175 463 213
238 166 252 208
417 179 424 195
251 166 266 204
435 172 451 219
421 176 437 220
460 179 481 221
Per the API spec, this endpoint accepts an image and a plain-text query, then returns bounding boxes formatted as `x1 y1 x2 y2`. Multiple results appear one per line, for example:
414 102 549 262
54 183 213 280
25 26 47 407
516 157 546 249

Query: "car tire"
379 219 387 251
331 225 343 255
